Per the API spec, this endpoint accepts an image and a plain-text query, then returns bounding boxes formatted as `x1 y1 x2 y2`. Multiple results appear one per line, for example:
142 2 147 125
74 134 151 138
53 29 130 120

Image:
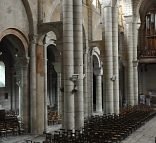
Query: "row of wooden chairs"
0 121 25 137
0 109 25 137
43 105 156 143
48 111 62 125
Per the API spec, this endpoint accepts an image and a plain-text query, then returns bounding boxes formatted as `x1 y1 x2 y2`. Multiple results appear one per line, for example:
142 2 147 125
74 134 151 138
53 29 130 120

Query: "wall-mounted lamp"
72 85 78 94
69 74 79 82
110 75 116 81
0 52 2 55
69 74 79 94
132 60 138 67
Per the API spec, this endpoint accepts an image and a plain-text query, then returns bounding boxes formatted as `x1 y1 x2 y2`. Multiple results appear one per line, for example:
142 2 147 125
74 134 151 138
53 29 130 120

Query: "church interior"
0 0 156 142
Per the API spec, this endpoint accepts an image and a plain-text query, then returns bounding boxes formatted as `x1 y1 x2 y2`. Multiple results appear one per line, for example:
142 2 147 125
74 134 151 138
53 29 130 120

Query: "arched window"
0 61 5 87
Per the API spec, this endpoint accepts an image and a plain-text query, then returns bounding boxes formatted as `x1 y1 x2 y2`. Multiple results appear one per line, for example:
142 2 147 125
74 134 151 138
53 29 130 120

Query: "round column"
103 6 114 114
63 0 74 130
126 22 134 106
133 23 139 105
30 35 37 133
22 62 29 132
73 0 84 129
57 72 61 114
96 74 102 113
44 44 48 132
36 42 45 134
112 6 119 114
84 50 89 117
88 55 93 115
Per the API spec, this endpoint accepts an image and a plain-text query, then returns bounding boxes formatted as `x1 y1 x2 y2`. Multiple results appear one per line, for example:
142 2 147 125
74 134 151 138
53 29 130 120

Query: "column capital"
124 16 133 23
29 34 38 43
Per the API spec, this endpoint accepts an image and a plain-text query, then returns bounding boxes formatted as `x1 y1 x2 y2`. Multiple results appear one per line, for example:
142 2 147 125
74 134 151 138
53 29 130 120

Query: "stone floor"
0 124 62 143
1 116 156 143
121 115 156 143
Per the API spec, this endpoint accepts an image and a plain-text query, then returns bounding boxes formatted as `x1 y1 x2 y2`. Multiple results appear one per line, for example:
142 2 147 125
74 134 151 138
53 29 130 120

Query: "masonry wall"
0 0 29 34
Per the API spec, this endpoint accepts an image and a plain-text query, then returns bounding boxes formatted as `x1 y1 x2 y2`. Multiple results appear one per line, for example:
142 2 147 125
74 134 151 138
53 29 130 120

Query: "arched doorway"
42 31 62 130
47 45 58 109
0 33 29 130
92 48 103 114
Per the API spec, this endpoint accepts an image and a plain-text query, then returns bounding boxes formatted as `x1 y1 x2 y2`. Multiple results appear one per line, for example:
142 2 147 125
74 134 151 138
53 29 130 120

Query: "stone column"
103 6 114 114
63 0 74 130
11 67 16 110
84 50 88 117
57 72 61 114
125 21 134 106
95 73 102 113
133 23 139 105
112 6 119 114
36 42 44 134
56 41 63 120
22 61 29 132
30 35 37 133
43 44 48 131
88 55 93 115
49 70 52 105
17 80 22 119
73 0 84 129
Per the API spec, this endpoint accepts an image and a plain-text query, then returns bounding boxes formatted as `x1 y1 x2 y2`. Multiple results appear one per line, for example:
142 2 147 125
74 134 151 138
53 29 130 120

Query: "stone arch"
92 47 101 69
0 28 29 58
91 47 103 112
38 22 63 46
136 0 155 22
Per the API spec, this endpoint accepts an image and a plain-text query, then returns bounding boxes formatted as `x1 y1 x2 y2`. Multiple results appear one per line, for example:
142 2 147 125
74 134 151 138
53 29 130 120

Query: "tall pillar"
63 0 74 130
73 0 84 129
11 67 16 110
17 80 22 119
103 6 114 114
44 44 48 131
88 55 93 115
22 62 29 132
133 22 139 105
36 42 45 134
57 72 61 114
96 73 102 113
56 41 63 122
84 50 88 117
112 6 119 114
125 21 134 106
30 35 37 133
